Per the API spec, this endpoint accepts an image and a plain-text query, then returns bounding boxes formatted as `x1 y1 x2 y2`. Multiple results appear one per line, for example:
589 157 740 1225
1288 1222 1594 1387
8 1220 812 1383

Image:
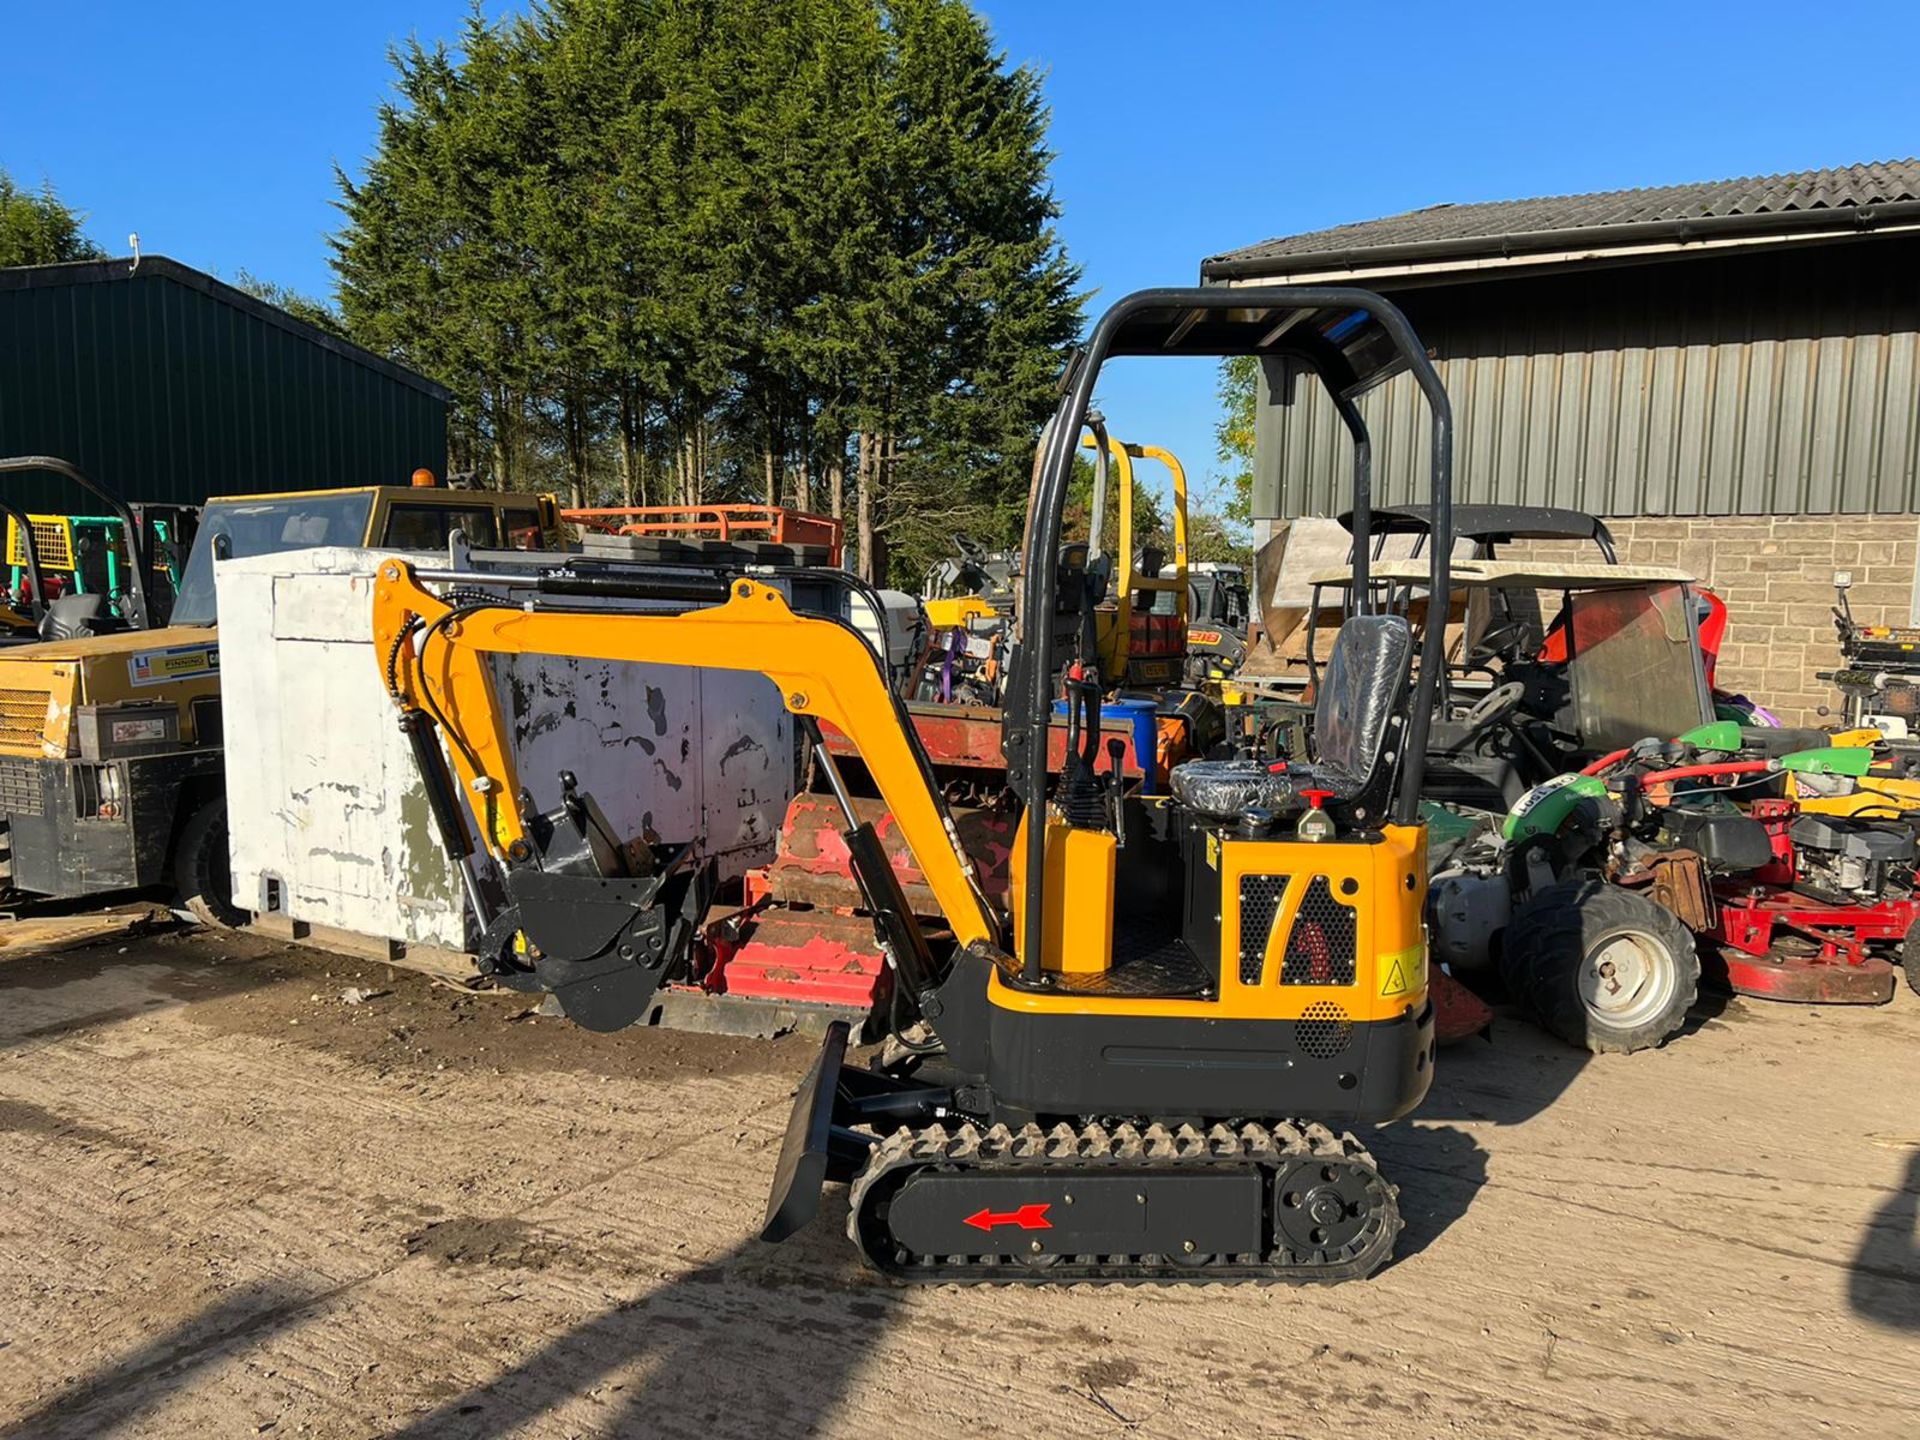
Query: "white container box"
216 546 792 964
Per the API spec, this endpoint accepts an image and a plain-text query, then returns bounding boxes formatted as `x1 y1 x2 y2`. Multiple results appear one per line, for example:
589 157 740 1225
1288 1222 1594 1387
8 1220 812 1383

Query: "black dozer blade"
762 1020 850 1243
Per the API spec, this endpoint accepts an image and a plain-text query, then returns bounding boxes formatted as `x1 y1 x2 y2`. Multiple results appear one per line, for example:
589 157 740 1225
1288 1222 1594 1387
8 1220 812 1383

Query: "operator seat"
38 593 111 641
1171 613 1414 821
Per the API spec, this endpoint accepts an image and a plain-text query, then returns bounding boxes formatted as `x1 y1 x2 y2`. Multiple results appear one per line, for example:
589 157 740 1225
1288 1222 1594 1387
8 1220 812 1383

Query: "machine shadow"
1374 978 1751 1261
2 1279 344 1439
383 1224 896 1440
1364 1122 1488 1261
1363 1006 1600 1260
1416 1012 1589 1127
1848 1148 1920 1332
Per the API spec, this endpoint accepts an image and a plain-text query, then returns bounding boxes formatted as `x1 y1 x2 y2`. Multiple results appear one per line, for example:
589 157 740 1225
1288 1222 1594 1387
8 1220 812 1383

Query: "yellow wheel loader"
0 466 557 920
374 286 1452 1282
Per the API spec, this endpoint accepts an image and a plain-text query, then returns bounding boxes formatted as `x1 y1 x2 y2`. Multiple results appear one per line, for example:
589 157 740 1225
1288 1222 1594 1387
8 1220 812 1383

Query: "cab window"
382 505 501 551
169 491 378 625
502 508 547 550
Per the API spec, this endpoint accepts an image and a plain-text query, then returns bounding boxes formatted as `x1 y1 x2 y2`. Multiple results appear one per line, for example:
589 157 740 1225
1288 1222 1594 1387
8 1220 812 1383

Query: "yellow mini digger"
373 286 1452 1283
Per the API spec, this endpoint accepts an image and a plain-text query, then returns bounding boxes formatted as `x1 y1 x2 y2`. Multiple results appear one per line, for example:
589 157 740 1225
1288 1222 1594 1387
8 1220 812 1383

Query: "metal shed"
0 255 446 512
1200 159 1920 722
1202 160 1920 521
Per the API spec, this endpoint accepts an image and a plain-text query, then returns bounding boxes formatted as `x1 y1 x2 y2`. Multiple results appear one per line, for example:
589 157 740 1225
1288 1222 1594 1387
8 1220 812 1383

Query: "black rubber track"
845 1119 1401 1284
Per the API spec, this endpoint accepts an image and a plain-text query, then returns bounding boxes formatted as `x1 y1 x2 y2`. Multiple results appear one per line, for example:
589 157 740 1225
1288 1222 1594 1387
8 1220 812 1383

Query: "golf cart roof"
1335 503 1617 551
1307 558 1696 589
1098 295 1412 397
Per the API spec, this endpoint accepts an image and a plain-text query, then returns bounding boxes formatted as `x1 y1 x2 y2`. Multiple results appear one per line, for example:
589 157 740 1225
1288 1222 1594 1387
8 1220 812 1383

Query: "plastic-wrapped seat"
1171 614 1414 822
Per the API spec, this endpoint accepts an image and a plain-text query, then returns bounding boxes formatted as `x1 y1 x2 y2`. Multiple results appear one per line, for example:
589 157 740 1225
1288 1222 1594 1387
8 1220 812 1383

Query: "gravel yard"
2 929 1917 1438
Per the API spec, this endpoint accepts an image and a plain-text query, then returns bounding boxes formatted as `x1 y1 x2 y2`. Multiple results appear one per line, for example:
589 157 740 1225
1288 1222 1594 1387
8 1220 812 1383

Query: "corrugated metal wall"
0 259 447 513
1255 236 1920 518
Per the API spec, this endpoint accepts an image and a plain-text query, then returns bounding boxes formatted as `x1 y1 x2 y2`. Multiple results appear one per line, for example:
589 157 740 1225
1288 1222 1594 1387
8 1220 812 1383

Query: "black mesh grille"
1237 875 1288 984
1282 876 1357 986
1295 1000 1353 1058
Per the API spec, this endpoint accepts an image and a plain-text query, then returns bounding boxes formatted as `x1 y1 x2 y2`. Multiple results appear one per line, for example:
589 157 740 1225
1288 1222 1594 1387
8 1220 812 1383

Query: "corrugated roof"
0 254 448 510
0 256 447 399
1205 158 1920 276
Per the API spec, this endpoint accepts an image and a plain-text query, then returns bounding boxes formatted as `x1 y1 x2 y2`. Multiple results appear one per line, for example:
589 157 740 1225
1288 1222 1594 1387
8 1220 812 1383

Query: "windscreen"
168 492 377 625
1566 583 1710 749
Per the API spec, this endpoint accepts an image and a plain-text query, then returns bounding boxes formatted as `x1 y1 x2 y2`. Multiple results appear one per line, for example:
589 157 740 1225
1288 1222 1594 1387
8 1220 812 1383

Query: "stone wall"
1515 517 1920 725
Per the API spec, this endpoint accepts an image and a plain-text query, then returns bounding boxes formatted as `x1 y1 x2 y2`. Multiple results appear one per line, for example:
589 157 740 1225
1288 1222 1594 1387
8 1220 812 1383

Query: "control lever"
1059 666 1106 828
1105 737 1127 847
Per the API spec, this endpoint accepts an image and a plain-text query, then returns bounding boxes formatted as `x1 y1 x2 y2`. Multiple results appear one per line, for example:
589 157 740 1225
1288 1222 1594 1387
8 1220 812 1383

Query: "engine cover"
1789 814 1915 864
1659 808 1774 872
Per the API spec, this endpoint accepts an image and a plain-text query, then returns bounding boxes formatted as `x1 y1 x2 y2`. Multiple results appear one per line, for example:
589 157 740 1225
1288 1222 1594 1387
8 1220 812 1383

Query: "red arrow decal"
963 1203 1052 1232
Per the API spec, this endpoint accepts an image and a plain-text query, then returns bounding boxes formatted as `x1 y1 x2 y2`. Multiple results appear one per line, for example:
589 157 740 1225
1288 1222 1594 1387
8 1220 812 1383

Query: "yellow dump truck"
0 477 558 920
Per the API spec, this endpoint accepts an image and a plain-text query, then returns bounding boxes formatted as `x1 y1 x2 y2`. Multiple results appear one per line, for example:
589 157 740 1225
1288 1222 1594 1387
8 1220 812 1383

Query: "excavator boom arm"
370 559 997 950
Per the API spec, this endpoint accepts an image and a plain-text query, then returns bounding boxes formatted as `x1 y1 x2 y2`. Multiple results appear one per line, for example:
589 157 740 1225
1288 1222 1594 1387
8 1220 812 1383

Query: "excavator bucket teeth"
762 1020 850 1243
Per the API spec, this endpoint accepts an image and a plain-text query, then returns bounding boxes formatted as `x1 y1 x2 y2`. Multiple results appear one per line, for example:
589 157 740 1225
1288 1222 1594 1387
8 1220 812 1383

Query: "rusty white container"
216 546 792 966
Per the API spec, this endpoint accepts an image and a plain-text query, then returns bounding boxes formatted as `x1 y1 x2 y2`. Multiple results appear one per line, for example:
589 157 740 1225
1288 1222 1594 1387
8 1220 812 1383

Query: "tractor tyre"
174 798 248 929
1504 877 1699 1055
1903 920 1920 1000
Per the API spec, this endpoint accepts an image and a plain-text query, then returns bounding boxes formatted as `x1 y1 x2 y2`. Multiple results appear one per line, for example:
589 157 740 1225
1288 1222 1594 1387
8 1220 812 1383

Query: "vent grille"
1295 1000 1353 1059
0 759 42 816
1282 876 1357 986
0 689 51 750
1237 874 1289 984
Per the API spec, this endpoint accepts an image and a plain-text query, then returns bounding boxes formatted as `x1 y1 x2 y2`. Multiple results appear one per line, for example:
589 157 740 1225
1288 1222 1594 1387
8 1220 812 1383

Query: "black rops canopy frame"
1005 286 1454 984
0 455 153 629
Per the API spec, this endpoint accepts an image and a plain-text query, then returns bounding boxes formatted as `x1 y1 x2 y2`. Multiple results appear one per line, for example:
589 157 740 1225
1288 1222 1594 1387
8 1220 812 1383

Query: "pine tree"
330 0 1083 567
0 169 106 267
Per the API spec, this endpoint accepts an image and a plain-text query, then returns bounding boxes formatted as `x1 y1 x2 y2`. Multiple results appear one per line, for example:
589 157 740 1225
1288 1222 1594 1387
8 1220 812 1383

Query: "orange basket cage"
561 504 843 567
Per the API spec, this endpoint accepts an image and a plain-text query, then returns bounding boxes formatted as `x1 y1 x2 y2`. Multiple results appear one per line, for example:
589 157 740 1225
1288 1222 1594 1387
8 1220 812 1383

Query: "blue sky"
4 1 1917 512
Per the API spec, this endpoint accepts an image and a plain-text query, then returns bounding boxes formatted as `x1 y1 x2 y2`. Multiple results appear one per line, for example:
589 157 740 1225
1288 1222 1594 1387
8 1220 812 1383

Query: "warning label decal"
128 643 220 688
1378 944 1427 998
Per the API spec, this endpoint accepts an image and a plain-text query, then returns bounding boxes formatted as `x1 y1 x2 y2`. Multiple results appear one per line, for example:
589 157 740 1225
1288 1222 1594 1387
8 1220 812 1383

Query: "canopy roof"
1096 291 1417 398
1307 558 1695 590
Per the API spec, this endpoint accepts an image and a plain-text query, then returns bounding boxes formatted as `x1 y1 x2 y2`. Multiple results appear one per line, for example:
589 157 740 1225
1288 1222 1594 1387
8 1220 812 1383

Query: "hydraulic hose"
1641 760 1773 787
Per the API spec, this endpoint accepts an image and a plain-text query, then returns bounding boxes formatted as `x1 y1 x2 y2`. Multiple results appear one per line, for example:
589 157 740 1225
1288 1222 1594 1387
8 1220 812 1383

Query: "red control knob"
1300 788 1334 809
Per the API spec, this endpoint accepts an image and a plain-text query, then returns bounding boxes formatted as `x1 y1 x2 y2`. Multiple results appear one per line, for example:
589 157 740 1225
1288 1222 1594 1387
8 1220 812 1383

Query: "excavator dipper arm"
370 559 998 963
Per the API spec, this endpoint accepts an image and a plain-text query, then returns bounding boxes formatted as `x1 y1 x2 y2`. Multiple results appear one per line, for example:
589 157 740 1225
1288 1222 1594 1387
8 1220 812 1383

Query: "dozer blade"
762 1020 851 1243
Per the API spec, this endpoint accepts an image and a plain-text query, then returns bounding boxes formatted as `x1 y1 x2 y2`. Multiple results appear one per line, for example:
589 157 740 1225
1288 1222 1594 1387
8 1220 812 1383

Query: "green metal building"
0 255 447 512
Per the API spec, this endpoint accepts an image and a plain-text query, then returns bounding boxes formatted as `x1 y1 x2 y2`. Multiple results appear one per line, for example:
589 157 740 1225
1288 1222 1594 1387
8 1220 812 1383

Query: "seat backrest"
1313 614 1414 791
38 592 107 641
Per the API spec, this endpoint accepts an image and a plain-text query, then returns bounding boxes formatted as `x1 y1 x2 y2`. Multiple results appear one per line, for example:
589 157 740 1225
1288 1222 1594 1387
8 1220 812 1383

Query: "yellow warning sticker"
1378 944 1427 997
1205 832 1220 870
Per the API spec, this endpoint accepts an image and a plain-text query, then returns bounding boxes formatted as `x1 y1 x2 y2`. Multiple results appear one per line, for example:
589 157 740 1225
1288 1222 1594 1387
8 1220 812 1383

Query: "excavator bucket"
488 838 712 1032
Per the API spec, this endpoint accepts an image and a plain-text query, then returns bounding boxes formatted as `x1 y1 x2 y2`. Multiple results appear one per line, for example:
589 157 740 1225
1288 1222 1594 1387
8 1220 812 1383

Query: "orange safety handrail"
561 504 843 565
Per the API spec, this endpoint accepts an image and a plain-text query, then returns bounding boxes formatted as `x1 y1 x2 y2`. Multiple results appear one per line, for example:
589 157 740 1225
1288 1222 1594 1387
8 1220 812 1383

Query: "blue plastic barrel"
1052 695 1162 794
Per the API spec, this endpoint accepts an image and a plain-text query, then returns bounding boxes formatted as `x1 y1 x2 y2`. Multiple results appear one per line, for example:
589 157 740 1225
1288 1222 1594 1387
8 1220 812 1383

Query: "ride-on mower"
1432 722 1916 1054
374 287 1450 1283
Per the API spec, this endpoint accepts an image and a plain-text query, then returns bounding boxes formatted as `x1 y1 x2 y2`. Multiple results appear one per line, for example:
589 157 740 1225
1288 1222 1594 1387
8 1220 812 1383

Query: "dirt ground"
1 929 1917 1439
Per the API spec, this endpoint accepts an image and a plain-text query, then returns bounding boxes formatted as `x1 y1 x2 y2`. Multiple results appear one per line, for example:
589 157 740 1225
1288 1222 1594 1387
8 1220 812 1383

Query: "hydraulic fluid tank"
1009 811 1117 974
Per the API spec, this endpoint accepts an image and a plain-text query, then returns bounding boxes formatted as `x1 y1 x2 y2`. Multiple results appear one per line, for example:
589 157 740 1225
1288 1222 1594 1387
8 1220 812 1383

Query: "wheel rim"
1578 930 1678 1030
